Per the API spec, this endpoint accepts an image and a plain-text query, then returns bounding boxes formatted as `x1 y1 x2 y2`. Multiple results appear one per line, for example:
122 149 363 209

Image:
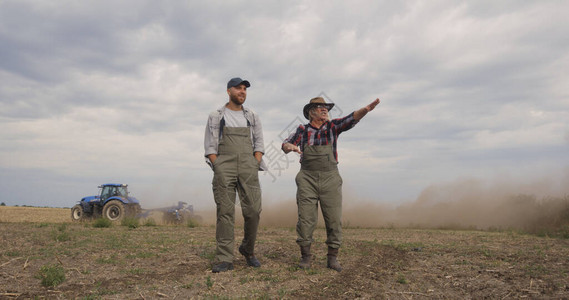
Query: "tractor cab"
99 184 129 202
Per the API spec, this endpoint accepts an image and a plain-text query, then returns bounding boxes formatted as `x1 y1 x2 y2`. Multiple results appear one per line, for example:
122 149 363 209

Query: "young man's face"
227 84 247 106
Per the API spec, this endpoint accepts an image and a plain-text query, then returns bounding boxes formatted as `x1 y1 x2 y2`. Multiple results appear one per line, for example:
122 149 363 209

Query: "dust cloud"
167 172 569 233
191 201 298 228
267 174 569 231
342 174 569 231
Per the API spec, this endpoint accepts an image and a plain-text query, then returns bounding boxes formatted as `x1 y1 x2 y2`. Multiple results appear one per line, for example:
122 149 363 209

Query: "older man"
282 96 380 271
204 77 266 273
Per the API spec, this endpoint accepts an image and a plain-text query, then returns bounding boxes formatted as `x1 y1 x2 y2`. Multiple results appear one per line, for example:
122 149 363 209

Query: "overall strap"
302 124 310 148
219 113 251 140
219 117 225 139
327 121 334 144
243 109 251 127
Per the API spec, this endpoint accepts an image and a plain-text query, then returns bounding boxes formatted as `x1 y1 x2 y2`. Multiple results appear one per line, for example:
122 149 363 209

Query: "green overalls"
212 126 262 263
295 144 343 249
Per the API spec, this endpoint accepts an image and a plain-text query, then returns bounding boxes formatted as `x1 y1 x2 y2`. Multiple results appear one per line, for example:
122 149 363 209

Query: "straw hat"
303 97 335 119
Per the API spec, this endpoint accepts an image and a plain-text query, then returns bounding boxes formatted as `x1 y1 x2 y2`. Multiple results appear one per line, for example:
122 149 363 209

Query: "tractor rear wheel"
102 200 125 222
71 205 84 221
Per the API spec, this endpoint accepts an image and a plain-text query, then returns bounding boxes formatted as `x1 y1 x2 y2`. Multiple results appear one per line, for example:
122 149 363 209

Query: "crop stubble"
1 207 568 299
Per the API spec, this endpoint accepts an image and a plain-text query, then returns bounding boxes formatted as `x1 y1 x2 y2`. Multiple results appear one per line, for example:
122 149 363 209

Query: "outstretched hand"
365 98 380 112
354 98 381 121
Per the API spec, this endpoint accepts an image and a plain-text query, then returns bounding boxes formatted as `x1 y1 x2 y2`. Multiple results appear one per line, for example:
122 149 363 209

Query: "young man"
282 96 380 271
204 77 266 273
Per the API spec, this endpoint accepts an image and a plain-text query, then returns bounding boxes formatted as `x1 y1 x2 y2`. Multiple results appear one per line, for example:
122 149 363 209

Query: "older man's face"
228 84 247 106
310 105 329 121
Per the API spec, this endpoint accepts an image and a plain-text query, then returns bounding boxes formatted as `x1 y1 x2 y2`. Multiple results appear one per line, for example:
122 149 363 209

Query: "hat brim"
303 103 334 119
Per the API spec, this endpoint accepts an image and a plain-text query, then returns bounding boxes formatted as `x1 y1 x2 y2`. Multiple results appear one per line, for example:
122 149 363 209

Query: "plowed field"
1 207 568 299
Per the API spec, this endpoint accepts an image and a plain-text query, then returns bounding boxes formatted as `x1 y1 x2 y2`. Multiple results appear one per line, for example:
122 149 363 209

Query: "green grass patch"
37 264 66 288
121 217 139 228
126 251 157 259
187 217 200 228
305 268 320 275
206 276 213 289
239 276 253 284
5 250 21 257
199 249 216 261
256 269 280 282
181 280 196 289
396 273 408 284
287 266 300 272
93 218 112 228
51 224 72 242
124 268 146 275
96 254 120 265
143 218 157 226
381 240 425 251
524 264 550 277
263 251 281 259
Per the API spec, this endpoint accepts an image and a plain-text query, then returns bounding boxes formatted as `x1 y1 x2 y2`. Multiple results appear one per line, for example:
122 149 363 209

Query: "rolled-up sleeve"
204 115 217 156
204 114 219 172
332 112 359 134
251 112 265 154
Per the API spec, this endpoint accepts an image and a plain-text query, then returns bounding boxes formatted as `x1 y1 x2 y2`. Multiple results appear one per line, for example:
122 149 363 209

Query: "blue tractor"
71 183 141 222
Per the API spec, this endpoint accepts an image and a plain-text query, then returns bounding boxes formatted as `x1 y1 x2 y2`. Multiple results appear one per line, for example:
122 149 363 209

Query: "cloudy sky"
1 0 568 210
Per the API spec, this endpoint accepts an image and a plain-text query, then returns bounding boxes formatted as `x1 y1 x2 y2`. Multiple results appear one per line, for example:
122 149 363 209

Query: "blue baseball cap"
227 77 251 89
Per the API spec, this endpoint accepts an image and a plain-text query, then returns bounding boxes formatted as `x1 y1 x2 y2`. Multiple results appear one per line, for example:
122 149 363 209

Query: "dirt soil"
1 208 569 299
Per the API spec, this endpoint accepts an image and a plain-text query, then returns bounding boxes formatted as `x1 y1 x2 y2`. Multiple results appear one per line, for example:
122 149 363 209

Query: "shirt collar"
218 104 249 114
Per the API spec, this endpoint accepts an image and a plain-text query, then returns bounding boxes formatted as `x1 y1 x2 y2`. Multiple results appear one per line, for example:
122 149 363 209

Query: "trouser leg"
212 155 238 263
320 170 343 249
238 154 262 254
295 170 319 247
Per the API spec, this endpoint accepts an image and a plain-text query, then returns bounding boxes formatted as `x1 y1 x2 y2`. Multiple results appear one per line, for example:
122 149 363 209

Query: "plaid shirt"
282 112 358 162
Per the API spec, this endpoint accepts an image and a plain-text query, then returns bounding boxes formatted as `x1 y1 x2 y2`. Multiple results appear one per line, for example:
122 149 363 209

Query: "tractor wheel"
102 200 125 222
71 205 84 221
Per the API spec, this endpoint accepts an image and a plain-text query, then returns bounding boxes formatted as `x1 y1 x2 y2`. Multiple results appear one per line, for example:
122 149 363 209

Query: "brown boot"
327 247 342 272
298 245 312 269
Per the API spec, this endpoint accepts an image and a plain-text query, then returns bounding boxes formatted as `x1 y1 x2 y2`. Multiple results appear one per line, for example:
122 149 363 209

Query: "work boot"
239 244 261 268
298 245 312 269
327 247 342 272
212 261 234 273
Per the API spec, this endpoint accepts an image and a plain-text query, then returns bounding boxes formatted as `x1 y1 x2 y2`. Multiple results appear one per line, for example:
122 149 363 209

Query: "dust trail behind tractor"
139 201 202 225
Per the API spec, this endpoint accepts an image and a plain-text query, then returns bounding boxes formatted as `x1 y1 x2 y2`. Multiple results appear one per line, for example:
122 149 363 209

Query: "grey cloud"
1 1 568 208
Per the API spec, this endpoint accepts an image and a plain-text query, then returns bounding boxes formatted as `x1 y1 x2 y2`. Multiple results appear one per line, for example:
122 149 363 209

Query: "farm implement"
140 201 202 225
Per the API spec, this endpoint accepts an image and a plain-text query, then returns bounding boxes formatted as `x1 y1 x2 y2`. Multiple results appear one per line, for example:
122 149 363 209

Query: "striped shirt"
282 112 358 162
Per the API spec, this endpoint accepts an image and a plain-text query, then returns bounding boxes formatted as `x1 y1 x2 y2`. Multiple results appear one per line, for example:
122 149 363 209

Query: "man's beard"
229 94 245 106
310 110 330 122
